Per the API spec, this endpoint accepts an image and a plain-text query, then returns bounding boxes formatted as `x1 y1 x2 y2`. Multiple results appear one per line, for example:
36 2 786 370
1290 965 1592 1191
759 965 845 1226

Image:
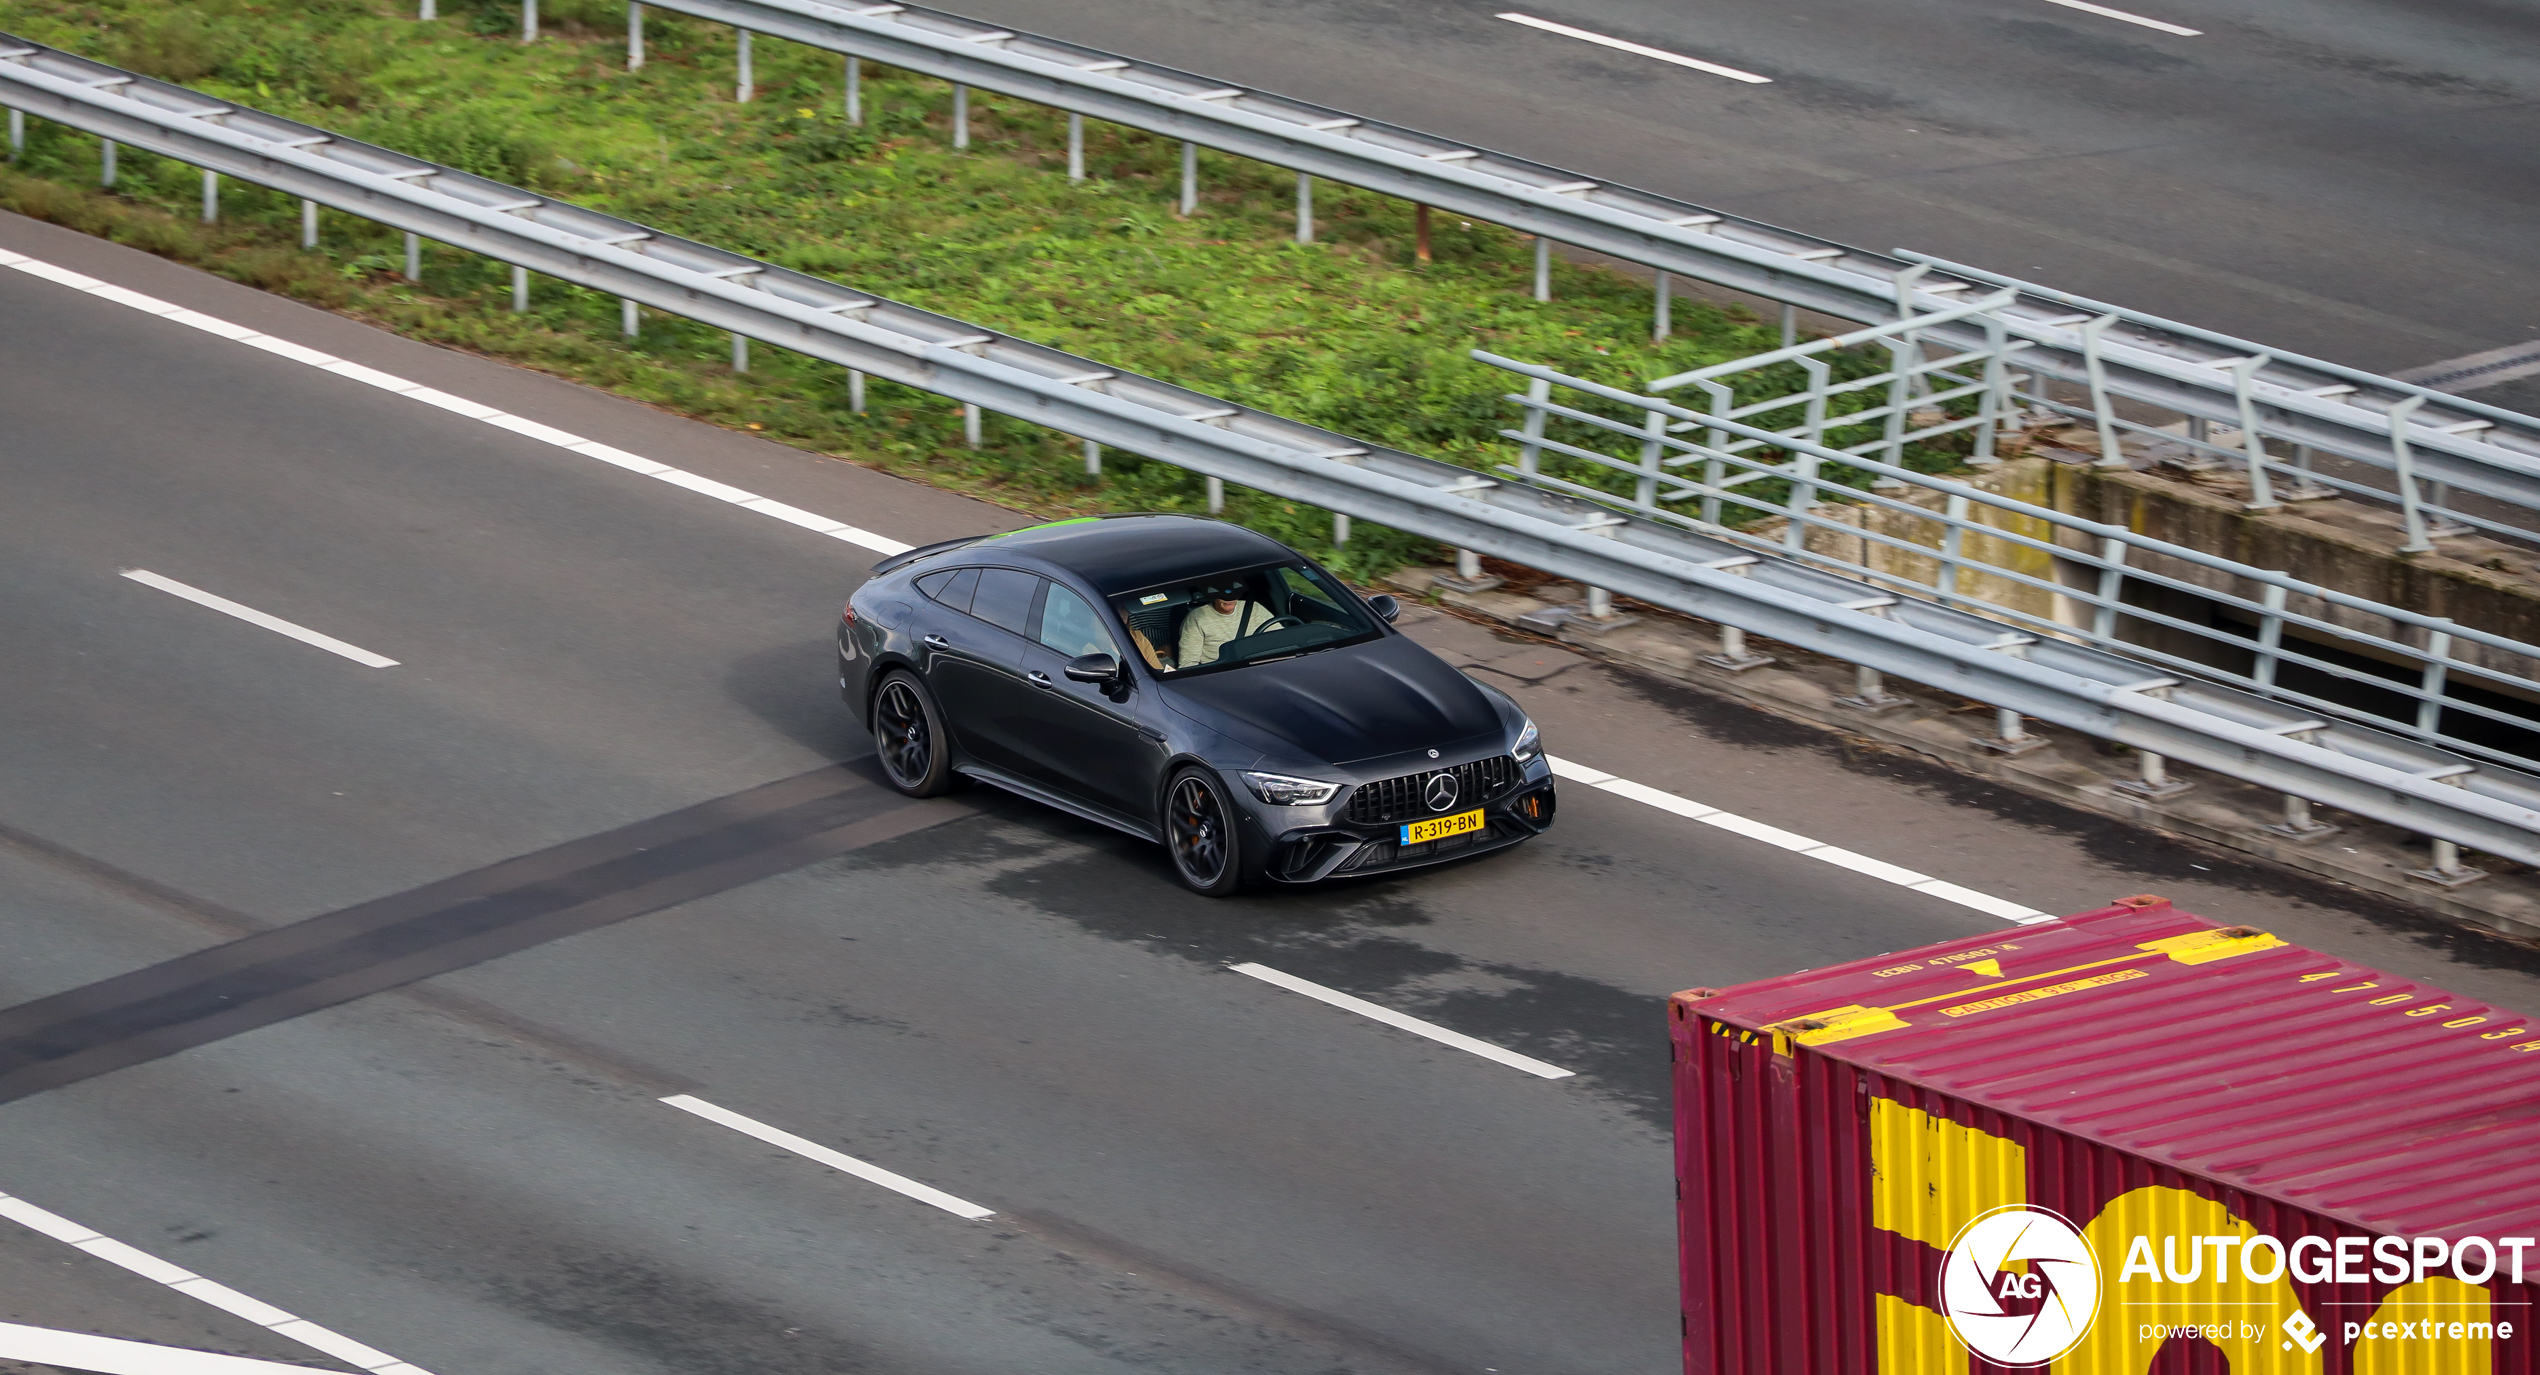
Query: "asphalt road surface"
7 210 2540 1375
939 0 2540 414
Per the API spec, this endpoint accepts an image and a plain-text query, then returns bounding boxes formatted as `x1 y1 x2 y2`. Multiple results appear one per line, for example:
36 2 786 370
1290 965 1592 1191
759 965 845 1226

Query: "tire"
1164 767 1257 897
872 670 960 797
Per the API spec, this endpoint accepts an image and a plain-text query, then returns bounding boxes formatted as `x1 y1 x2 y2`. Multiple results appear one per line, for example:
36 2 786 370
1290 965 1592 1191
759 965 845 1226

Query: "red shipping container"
1673 894 2540 1373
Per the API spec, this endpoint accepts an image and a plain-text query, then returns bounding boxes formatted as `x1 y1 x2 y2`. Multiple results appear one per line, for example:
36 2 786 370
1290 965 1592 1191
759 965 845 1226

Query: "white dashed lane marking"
1230 964 1578 1078
1494 13 1772 83
661 1095 997 1219
120 569 399 668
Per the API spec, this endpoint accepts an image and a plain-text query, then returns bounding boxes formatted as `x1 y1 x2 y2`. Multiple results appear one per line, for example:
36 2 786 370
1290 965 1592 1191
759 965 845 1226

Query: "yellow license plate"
1401 808 1486 845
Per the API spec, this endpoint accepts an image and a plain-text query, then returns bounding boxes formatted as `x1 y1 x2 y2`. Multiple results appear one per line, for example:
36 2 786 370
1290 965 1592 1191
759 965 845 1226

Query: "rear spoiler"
871 534 986 576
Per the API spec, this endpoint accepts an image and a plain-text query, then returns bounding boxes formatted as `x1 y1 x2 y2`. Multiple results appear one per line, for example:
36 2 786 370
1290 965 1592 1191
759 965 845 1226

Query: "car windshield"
1110 560 1379 677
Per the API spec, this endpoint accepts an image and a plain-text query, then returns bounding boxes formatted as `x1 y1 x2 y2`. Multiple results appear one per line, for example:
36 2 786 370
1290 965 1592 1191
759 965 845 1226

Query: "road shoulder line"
0 246 910 558
1546 755 2052 924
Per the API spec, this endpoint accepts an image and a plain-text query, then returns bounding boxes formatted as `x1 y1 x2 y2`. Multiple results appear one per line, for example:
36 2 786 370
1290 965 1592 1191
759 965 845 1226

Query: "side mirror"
1064 652 1124 684
1367 593 1401 623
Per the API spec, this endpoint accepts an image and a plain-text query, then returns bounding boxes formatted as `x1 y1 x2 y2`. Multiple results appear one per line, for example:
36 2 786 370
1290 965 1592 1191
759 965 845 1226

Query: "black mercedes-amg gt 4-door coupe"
839 514 1554 894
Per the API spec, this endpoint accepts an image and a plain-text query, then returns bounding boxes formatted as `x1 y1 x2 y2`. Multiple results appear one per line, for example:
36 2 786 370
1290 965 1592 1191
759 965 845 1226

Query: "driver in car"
1177 589 1271 668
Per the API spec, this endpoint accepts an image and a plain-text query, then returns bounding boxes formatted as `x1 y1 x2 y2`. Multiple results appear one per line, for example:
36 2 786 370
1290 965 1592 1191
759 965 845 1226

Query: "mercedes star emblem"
1424 772 1460 812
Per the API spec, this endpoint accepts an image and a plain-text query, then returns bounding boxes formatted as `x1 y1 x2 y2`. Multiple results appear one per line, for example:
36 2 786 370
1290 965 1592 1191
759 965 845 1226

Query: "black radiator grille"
1342 755 1519 826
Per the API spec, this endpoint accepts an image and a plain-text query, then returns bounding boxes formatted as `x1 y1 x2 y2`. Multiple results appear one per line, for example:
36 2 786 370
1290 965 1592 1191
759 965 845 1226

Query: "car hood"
1161 633 1505 767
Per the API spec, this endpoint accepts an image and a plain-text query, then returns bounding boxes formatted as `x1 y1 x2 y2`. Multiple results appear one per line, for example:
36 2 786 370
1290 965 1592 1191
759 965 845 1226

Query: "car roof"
958 515 1300 595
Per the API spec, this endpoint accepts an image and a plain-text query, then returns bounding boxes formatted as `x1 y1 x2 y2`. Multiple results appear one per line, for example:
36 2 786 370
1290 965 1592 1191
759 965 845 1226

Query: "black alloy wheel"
873 671 958 797
1165 767 1249 897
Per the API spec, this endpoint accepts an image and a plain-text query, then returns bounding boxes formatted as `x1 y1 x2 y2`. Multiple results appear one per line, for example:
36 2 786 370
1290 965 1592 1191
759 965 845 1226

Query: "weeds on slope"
0 0 1956 574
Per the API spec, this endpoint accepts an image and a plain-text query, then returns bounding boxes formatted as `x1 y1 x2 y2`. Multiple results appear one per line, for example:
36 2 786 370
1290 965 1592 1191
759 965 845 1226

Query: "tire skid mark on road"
0 246 911 559
0 1190 434 1375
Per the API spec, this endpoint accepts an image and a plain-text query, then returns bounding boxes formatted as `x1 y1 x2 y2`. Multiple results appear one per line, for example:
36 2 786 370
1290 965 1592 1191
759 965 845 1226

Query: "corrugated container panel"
1674 895 2540 1374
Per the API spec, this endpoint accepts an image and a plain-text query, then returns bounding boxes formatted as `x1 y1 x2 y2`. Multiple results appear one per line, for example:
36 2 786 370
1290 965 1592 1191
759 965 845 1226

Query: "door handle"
922 633 951 650
1027 671 1054 688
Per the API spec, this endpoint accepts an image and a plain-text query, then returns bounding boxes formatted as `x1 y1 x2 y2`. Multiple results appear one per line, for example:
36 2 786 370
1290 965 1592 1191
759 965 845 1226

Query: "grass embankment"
0 0 1943 577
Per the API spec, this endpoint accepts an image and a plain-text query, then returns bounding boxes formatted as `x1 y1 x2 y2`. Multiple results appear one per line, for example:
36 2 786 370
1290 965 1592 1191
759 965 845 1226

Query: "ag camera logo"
1940 1206 2102 1367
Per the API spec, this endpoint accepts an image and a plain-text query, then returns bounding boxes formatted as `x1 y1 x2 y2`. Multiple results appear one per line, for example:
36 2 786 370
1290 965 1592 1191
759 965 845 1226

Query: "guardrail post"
403 231 421 282
2265 792 2338 843
1836 600 1908 713
199 169 217 223
621 298 637 337
1969 307 2007 467
1976 706 2044 755
2253 583 2286 691
510 264 528 311
99 136 114 187
7 109 21 159
2230 355 2279 510
300 198 317 249
1532 236 1550 302
2079 314 2126 467
627 2 642 69
844 56 860 123
419 0 435 19
1295 172 1312 243
522 0 537 43
962 402 981 447
1698 558 1773 671
1778 303 1796 350
2417 623 2454 738
2412 837 2486 887
1436 548 1500 594
2114 748 2190 799
731 333 748 372
1653 271 1671 343
952 83 968 149
1180 141 1197 215
1066 113 1084 180
1516 376 1550 480
2388 394 2433 553
1936 494 1968 607
736 30 752 102
1204 476 1226 512
2089 537 2127 646
1084 439 1101 476
848 368 866 415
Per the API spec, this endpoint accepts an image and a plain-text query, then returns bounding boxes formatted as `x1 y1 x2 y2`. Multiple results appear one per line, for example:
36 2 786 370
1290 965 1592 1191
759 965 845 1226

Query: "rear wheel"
1165 767 1256 896
872 671 958 797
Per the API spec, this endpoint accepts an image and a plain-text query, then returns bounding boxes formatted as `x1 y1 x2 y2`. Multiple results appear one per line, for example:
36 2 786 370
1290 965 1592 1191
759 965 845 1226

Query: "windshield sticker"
1140 593 1169 605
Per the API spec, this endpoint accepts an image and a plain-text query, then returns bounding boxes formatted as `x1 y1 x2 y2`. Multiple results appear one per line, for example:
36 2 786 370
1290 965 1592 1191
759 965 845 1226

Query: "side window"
1277 566 1343 620
969 568 1042 637
1037 584 1117 659
916 565 979 612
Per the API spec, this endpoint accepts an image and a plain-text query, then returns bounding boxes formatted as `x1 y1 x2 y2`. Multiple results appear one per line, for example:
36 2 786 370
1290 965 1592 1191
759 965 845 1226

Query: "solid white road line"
0 1192 432 1375
0 1322 367 1375
1495 13 1772 83
659 1095 996 1220
1546 756 2053 924
1229 963 1578 1079
2035 0 2201 36
120 570 399 668
0 247 913 558
10 241 2060 928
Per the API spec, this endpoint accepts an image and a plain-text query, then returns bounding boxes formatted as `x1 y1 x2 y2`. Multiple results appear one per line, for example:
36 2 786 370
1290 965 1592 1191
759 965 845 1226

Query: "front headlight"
1241 771 1341 806
1511 717 1541 762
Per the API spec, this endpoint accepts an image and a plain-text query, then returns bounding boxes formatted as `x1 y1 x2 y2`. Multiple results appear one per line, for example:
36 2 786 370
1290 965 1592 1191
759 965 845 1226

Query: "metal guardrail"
614 0 2540 535
6 37 2540 870
1481 339 2540 779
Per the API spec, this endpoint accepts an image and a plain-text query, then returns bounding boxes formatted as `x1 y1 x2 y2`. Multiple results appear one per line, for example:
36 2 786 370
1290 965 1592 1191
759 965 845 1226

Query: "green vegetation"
0 0 1947 576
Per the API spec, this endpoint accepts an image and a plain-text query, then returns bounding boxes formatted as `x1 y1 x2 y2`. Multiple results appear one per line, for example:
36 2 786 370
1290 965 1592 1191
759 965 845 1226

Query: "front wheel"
872 671 959 797
1164 767 1257 897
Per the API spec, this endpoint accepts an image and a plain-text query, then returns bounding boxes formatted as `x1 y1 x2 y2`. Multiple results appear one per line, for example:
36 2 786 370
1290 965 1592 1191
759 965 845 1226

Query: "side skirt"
958 766 1161 844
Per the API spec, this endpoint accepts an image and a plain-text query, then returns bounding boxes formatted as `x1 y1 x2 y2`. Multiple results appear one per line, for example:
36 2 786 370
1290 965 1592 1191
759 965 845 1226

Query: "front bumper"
1260 773 1557 884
